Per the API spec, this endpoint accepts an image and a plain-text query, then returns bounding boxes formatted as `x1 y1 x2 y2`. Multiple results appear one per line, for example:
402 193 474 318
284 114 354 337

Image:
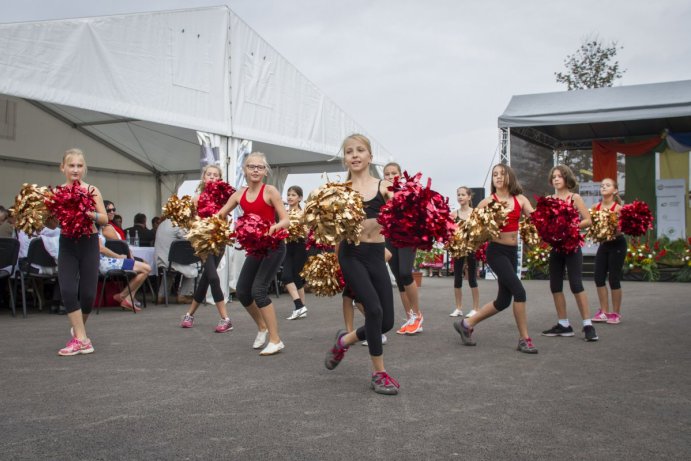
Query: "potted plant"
623 239 659 281
413 246 444 284
523 242 550 280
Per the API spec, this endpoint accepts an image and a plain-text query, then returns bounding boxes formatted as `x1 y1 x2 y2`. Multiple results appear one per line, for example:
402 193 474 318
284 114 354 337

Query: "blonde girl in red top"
453 164 537 353
180 165 234 333
218 153 290 356
591 177 626 325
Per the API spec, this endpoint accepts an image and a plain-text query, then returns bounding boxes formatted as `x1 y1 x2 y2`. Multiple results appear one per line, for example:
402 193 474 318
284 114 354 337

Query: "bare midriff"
359 218 385 243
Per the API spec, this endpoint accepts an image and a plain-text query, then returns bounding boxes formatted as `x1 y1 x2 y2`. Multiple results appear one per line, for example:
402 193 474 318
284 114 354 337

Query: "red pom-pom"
377 171 455 250
44 181 96 239
474 241 488 263
235 213 288 257
619 200 654 236
531 196 583 254
197 180 236 218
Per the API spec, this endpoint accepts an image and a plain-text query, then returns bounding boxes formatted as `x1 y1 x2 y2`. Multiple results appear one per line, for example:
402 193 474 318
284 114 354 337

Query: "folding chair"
21 238 59 313
98 239 138 314
160 240 201 306
0 238 20 317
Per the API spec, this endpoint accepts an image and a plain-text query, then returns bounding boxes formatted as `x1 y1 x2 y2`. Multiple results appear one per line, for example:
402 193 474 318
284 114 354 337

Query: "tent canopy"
0 6 391 179
498 80 691 148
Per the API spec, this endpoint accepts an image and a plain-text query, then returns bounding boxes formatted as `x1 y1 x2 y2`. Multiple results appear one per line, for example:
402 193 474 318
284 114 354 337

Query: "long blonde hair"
61 148 87 178
342 134 373 180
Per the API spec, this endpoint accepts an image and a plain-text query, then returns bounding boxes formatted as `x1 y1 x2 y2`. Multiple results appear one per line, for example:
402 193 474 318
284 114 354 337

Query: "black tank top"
363 181 386 219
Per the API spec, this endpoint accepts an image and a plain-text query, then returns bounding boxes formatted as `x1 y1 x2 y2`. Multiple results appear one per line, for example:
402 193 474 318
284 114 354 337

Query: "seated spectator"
125 213 155 247
154 218 196 304
151 216 161 236
0 206 15 238
113 214 123 230
103 200 125 240
98 233 151 312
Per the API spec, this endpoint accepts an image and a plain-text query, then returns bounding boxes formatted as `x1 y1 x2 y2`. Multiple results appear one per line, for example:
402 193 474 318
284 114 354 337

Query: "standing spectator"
151 216 161 238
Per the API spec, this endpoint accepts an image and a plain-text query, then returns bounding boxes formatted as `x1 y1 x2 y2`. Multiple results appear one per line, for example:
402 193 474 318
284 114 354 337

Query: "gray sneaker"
517 337 538 354
325 330 349 370
453 319 476 346
370 371 400 395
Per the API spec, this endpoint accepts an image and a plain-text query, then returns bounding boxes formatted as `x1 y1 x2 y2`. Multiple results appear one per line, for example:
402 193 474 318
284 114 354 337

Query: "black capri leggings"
338 242 394 356
237 242 286 308
453 254 478 288
386 242 415 292
594 235 627 289
486 242 526 311
549 248 585 294
280 240 308 290
58 234 100 314
193 252 225 304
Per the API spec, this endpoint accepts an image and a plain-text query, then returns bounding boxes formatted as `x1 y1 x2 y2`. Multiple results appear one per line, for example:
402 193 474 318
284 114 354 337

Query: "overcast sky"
3 0 691 203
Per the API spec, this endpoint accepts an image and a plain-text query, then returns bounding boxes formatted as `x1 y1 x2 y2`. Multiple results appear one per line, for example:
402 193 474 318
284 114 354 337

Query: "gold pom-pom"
162 194 196 229
445 221 474 259
462 201 508 250
303 181 365 246
286 209 307 242
11 183 51 236
300 252 344 297
519 218 541 248
186 216 235 262
586 207 618 243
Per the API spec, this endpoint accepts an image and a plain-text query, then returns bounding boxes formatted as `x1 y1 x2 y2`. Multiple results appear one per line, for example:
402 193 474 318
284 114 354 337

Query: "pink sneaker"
58 337 94 356
215 317 233 333
180 314 194 328
606 312 621 324
592 310 609 322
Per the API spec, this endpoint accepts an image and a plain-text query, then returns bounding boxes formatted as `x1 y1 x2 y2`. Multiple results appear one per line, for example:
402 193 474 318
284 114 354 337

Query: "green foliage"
555 38 625 90
414 247 443 270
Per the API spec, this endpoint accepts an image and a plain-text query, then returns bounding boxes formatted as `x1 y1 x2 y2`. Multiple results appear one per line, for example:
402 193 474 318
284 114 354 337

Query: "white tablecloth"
130 246 155 269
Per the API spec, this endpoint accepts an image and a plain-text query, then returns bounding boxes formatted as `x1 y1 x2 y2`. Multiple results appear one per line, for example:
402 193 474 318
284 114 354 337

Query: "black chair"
98 239 139 314
106 239 156 307
0 238 20 317
160 240 201 306
20 238 59 314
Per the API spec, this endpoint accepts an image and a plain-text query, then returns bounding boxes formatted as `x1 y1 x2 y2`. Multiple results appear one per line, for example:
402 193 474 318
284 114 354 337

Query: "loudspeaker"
470 187 485 208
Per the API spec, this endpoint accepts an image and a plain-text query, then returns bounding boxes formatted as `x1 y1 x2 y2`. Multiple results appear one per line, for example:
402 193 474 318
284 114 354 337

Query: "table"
130 246 155 269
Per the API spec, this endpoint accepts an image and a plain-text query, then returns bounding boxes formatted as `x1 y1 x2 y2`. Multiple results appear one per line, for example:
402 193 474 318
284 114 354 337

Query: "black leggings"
453 254 478 288
338 242 394 356
58 234 99 314
386 242 415 292
193 252 224 304
594 236 627 289
486 242 526 311
549 248 584 294
237 242 286 308
280 240 308 290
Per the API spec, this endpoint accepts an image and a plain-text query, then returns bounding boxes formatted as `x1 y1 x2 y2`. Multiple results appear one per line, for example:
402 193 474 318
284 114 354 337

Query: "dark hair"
287 185 303 198
548 164 577 190
383 162 402 174
490 164 523 196
134 213 147 225
104 200 115 208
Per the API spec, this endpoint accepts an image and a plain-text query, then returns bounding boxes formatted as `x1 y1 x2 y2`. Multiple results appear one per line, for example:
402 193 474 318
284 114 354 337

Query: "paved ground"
1 277 690 460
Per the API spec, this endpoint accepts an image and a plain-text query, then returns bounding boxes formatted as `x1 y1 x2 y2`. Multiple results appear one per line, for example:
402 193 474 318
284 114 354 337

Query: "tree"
555 38 625 90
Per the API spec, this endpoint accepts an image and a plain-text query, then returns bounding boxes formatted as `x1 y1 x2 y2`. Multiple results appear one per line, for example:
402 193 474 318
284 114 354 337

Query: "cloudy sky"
3 0 691 203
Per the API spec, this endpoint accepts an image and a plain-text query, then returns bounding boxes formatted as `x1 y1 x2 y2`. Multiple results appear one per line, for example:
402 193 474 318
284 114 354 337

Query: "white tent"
0 5 393 292
0 5 392 217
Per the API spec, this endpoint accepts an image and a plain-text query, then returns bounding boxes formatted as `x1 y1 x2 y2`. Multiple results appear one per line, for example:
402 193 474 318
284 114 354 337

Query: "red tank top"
240 184 275 222
596 202 617 212
493 194 521 232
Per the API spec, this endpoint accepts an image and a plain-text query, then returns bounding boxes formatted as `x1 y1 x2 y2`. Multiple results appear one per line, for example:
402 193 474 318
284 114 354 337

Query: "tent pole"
500 128 511 165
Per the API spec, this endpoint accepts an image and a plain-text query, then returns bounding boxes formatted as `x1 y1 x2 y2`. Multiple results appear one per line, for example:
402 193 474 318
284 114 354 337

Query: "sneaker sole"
405 327 423 335
370 385 399 395
517 347 538 354
215 327 234 333
541 332 575 337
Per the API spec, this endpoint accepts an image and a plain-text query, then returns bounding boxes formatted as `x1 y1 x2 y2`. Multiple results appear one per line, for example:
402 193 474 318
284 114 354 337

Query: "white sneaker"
286 306 308 320
465 309 478 318
252 330 268 349
362 334 387 346
449 309 463 317
259 341 285 356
